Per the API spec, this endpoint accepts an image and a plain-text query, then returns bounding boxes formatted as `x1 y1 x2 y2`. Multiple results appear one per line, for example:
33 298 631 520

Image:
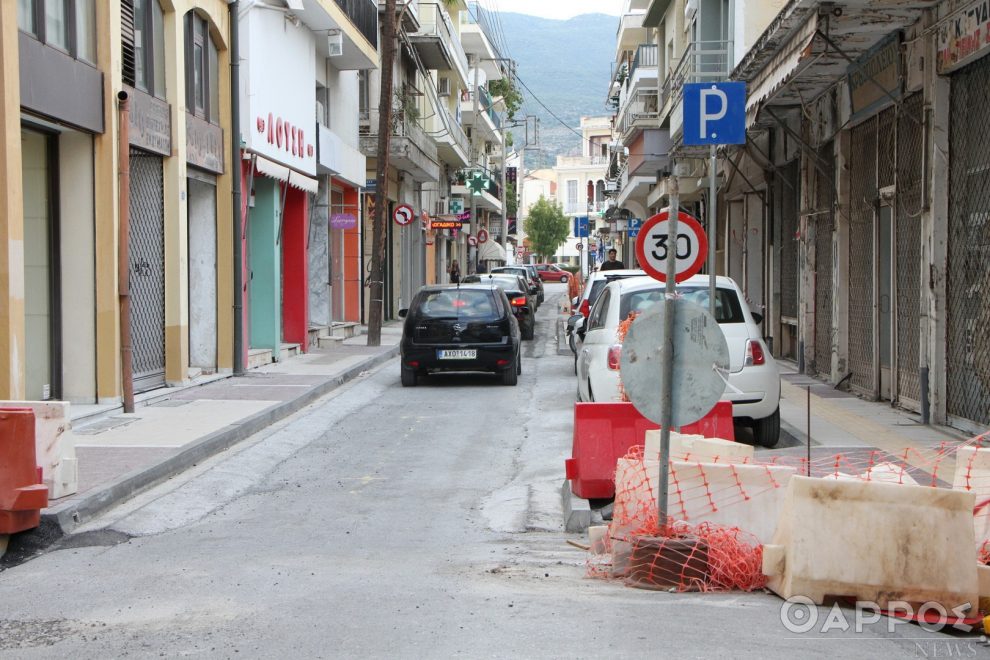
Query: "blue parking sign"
627 217 642 239
574 216 590 238
683 82 746 146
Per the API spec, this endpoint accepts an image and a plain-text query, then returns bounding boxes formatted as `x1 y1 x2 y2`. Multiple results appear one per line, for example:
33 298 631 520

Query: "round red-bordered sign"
467 235 479 247
393 204 415 226
477 228 489 244
634 210 708 284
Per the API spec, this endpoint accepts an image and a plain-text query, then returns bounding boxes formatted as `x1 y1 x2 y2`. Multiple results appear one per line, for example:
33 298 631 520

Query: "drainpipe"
117 91 135 413
230 0 244 375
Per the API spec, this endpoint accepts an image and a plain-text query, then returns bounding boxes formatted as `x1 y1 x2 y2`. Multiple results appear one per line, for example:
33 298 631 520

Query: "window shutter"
121 0 136 87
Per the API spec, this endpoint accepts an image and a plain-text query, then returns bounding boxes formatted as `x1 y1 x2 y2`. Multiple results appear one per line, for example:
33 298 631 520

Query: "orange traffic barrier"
0 408 49 534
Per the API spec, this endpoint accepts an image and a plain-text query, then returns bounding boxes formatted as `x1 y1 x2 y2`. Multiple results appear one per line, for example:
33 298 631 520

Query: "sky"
487 0 623 20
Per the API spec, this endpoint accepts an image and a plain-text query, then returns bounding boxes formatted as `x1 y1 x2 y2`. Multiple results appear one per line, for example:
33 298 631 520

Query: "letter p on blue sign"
683 82 746 146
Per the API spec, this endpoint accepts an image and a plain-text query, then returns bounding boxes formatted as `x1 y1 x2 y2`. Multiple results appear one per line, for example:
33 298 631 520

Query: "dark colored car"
535 263 570 283
492 266 542 308
524 265 546 304
462 274 536 340
398 285 521 387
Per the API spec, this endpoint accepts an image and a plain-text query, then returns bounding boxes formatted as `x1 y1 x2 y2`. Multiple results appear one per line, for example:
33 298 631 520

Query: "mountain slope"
497 12 618 166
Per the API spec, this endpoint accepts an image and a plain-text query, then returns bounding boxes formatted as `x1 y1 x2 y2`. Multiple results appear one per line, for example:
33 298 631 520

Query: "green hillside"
498 12 618 166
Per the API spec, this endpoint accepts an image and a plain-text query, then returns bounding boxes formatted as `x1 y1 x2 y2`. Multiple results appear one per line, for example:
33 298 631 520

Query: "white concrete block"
764 476 979 614
644 430 754 464
952 446 990 552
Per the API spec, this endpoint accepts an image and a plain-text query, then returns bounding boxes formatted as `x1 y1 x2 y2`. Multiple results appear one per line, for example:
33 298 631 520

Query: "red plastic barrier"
566 401 735 500
0 408 49 534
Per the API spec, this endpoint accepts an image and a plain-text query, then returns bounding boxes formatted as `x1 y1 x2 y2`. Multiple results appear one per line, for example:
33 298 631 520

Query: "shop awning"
478 239 507 263
254 154 319 194
745 13 821 121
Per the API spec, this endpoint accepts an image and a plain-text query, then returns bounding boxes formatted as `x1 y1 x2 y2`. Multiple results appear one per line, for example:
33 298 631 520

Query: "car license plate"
438 349 477 360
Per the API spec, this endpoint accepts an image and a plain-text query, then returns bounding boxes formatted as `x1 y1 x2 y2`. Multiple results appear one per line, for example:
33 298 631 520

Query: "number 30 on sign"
634 210 708 283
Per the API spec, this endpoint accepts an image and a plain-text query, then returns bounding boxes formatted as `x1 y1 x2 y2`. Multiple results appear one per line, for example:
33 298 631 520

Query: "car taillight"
607 344 622 370
580 299 591 318
745 339 766 366
511 296 527 307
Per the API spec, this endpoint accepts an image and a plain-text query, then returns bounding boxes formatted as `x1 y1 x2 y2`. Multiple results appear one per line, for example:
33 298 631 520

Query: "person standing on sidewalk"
600 249 624 271
448 259 461 284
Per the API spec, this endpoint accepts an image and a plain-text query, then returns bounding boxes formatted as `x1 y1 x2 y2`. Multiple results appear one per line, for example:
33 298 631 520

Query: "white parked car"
576 275 781 447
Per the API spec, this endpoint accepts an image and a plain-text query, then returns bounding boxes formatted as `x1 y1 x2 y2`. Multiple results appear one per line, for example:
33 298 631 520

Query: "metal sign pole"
657 170 679 528
709 144 717 318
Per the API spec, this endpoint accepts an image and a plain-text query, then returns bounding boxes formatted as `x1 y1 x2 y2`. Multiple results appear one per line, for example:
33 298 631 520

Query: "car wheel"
587 380 595 402
573 351 578 376
517 354 522 375
502 361 518 386
400 366 417 387
561 275 569 283
523 324 535 340
752 408 780 448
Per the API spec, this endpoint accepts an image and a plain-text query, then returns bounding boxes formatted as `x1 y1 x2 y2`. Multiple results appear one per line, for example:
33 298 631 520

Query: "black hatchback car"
461 273 536 340
399 284 522 387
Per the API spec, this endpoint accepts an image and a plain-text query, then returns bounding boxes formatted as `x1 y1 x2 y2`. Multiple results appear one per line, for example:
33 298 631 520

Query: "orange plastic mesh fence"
590 433 990 591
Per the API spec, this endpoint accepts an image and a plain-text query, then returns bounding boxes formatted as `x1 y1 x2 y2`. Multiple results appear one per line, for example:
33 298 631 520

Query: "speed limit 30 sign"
634 210 708 283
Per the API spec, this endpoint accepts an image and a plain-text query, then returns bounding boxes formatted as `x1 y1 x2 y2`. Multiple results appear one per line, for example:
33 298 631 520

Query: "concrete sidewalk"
44 324 402 534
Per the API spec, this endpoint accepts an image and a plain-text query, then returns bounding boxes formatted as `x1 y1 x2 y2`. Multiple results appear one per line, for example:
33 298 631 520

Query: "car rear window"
619 286 745 323
416 289 499 319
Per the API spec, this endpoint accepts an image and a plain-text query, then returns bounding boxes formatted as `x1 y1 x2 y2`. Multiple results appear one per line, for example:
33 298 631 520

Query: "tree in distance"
524 196 570 261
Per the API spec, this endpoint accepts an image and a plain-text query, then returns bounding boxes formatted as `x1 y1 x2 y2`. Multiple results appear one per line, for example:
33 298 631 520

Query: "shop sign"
937 0 990 74
186 113 224 174
127 86 171 156
431 216 463 230
847 33 902 120
449 197 465 214
330 213 357 230
242 8 316 175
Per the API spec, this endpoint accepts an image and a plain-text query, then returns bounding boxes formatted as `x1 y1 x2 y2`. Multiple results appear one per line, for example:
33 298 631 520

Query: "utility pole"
367 0 397 347
471 56 481 274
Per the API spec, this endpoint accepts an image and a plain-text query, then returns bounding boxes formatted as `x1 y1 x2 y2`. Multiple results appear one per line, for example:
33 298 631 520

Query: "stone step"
331 322 361 339
308 325 330 347
247 348 273 370
317 335 346 349
280 343 301 359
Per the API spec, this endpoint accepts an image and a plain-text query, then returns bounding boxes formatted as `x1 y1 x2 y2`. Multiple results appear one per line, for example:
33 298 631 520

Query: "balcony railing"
630 44 658 79
441 103 470 156
360 109 434 157
416 2 470 80
620 87 659 135
463 86 502 131
663 40 732 108
334 0 378 50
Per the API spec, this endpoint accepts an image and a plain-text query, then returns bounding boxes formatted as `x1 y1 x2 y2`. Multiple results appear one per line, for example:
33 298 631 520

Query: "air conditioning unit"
327 30 343 57
438 77 451 97
605 181 619 192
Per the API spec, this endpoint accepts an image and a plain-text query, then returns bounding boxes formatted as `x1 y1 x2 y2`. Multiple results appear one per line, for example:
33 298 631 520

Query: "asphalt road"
0 284 968 658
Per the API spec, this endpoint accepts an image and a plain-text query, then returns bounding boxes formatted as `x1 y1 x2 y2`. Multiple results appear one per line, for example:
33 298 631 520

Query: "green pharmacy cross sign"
467 171 489 195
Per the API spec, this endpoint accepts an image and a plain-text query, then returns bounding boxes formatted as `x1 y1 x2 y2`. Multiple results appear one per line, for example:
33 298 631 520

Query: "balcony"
410 3 470 87
379 0 419 32
662 40 733 112
460 86 502 140
618 87 659 138
359 109 440 182
431 101 470 168
333 0 378 49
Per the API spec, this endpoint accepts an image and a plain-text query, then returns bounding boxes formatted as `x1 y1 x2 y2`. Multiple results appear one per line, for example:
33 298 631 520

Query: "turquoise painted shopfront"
248 178 281 359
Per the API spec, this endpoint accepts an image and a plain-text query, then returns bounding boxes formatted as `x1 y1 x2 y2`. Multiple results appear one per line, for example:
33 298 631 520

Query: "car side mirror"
572 296 580 306
751 312 763 325
398 309 408 319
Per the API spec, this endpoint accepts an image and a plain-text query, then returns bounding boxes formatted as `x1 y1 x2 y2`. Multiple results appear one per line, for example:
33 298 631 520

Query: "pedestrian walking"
448 259 461 284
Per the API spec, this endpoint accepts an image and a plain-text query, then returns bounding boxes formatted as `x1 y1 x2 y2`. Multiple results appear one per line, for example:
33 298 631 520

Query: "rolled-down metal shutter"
847 118 877 395
948 57 990 430
813 141 835 379
128 150 166 392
